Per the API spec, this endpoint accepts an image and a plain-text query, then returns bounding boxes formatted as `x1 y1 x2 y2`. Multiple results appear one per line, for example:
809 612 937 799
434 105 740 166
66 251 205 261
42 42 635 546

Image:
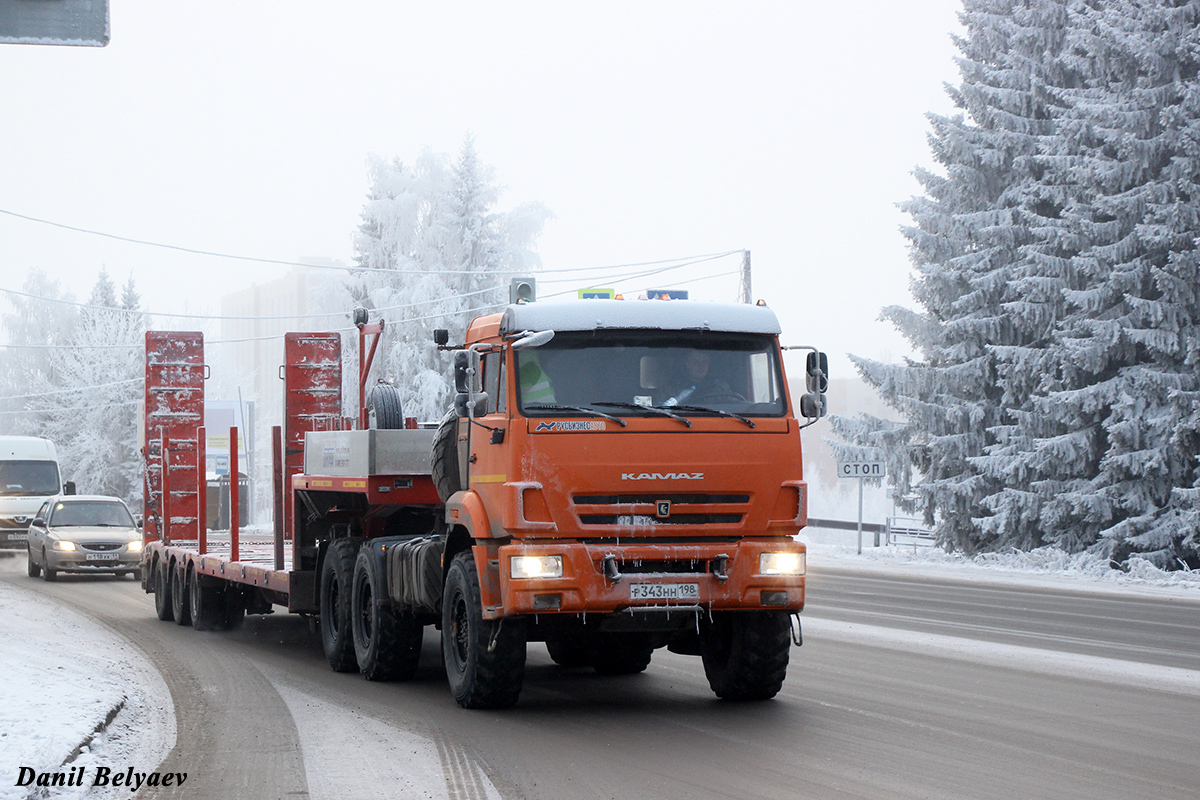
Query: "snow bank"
0 581 174 800
802 539 1200 598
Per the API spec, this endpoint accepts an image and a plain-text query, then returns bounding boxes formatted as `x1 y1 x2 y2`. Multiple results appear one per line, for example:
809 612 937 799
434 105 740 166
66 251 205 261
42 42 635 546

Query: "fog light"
760 552 804 575
52 540 76 552
510 555 563 579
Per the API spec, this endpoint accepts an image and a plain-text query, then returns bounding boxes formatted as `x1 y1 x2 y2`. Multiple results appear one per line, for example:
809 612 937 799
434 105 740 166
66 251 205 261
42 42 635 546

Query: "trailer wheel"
223 585 246 630
171 562 192 627
320 539 361 672
545 634 591 668
189 571 227 632
352 547 423 681
26 546 41 578
590 633 654 675
701 611 791 700
367 384 405 430
442 551 526 709
154 561 174 622
431 411 462 502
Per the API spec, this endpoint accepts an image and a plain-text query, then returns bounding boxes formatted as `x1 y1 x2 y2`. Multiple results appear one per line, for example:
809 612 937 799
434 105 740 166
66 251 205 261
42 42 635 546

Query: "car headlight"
760 551 805 575
510 555 563 579
127 540 143 552
52 540 76 552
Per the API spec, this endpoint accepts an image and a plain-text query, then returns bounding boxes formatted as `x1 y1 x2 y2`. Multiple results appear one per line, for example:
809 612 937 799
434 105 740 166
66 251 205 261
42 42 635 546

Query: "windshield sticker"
534 421 606 432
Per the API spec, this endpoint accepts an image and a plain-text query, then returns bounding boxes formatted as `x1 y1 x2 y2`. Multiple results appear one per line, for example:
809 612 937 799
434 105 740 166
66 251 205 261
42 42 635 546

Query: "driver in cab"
663 351 730 407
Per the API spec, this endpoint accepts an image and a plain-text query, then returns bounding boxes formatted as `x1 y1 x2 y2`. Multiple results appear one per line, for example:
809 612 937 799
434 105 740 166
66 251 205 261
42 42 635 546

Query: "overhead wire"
0 207 739 276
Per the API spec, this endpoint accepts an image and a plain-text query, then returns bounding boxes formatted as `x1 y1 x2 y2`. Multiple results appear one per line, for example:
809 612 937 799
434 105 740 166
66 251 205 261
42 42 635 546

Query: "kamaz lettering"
621 472 705 481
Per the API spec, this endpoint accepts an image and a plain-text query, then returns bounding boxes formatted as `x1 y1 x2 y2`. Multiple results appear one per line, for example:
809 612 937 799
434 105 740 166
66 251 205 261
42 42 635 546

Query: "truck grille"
618 559 712 574
573 493 749 527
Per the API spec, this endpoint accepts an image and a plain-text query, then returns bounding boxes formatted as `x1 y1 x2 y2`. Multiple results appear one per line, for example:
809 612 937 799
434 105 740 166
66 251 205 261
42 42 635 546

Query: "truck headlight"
127 540 143 552
760 552 804 575
52 540 76 552
510 555 563 579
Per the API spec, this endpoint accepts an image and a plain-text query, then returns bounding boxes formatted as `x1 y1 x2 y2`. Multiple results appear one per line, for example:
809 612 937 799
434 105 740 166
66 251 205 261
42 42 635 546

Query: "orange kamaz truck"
140 297 827 709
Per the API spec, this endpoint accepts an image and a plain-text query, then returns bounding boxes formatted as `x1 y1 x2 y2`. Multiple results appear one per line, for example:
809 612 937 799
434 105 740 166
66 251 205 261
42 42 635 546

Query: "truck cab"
438 300 817 704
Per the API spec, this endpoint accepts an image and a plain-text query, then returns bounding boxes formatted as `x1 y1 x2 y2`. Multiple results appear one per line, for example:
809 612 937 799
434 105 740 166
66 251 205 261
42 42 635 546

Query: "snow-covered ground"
0 579 174 800
2 539 1198 800
800 530 1200 600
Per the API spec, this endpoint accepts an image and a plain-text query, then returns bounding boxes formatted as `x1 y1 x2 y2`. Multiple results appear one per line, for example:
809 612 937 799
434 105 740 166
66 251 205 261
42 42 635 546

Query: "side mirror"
453 349 487 418
433 329 449 346
799 392 828 419
455 391 490 419
32 517 45 528
805 351 829 394
63 481 76 496
453 350 481 394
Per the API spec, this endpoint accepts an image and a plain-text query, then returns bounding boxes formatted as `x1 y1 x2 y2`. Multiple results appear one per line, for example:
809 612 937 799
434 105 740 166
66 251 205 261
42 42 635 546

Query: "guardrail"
886 516 936 547
805 517 936 548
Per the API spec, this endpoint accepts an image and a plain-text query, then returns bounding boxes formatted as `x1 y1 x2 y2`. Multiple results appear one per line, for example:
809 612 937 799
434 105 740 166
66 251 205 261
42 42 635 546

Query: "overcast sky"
0 1 964 377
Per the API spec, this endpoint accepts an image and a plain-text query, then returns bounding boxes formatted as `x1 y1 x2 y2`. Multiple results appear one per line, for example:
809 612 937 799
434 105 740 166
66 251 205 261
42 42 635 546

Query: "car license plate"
630 582 699 601
6 532 27 541
86 552 119 561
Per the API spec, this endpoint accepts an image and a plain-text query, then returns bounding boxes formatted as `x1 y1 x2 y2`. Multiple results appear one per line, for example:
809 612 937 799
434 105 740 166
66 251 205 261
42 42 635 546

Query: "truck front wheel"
352 547 422 681
442 551 526 709
701 611 791 700
320 539 361 672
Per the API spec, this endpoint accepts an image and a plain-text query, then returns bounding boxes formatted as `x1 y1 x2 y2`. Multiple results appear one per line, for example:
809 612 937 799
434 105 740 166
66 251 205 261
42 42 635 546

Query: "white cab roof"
499 300 781 335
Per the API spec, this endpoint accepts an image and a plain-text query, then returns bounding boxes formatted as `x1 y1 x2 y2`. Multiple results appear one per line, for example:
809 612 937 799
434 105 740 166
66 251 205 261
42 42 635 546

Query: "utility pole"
738 250 752 304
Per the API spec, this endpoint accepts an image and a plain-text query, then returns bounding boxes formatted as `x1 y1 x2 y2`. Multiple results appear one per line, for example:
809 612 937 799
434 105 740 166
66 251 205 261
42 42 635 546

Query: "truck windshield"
0 461 61 496
516 330 786 417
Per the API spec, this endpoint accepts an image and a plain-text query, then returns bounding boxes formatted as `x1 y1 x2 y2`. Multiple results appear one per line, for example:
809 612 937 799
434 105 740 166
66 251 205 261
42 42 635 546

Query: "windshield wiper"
592 401 692 428
667 404 756 428
525 404 628 427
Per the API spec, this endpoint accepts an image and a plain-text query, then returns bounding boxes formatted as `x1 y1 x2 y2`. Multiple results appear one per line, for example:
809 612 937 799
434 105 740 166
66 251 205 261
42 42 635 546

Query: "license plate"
85 552 119 561
6 532 27 541
630 583 699 601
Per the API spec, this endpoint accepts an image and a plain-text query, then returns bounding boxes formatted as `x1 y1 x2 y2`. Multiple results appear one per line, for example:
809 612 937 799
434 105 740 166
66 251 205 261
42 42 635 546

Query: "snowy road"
3 555 1199 799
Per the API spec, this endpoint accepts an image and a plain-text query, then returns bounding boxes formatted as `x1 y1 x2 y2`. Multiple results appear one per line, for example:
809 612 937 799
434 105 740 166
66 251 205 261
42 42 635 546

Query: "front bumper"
44 549 141 573
497 539 805 616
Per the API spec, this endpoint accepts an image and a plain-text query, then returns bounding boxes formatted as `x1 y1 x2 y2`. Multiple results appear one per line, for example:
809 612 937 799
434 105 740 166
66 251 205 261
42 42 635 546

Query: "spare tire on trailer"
431 410 462 503
367 384 405 429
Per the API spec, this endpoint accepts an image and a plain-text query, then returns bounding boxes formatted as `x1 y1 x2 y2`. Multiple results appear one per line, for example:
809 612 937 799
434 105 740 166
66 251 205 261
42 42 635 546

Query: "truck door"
468 350 509 536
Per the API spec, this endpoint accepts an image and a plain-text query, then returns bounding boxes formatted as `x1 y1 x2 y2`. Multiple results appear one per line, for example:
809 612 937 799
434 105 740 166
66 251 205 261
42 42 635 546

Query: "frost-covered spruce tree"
833 0 1074 553
1028 0 1200 566
841 0 1200 567
39 270 147 502
346 137 550 421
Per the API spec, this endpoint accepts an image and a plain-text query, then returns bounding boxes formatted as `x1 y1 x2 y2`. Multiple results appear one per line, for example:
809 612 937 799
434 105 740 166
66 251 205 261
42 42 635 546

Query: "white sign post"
837 460 886 554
